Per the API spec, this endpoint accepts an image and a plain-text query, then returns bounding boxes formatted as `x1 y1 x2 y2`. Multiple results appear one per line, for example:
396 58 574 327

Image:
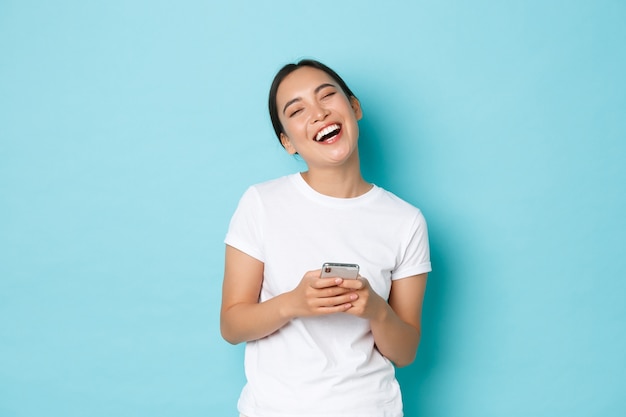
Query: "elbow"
221 328 245 345
392 352 417 368
220 329 240 345
220 317 244 345
390 336 420 368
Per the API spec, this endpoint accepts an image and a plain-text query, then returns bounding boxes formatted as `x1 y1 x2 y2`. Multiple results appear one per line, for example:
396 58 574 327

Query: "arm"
220 245 357 345
339 273 428 367
220 245 287 344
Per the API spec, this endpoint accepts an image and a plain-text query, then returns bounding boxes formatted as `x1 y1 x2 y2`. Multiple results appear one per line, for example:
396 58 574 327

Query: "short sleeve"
224 186 265 262
391 210 431 279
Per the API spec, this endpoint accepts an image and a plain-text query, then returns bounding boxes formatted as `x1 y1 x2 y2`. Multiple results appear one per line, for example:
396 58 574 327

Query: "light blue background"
1 1 625 416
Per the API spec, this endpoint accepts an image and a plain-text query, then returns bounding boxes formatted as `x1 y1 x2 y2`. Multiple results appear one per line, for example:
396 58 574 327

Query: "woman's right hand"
221 245 358 345
283 269 358 319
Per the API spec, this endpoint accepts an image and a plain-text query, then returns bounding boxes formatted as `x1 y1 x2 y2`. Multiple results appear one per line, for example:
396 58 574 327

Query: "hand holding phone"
320 262 359 279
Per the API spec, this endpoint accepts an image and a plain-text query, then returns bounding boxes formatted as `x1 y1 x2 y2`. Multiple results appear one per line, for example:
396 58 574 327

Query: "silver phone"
320 262 360 279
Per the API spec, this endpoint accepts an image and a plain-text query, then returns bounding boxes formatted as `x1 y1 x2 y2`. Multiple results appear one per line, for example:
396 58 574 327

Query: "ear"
350 96 363 121
280 133 297 155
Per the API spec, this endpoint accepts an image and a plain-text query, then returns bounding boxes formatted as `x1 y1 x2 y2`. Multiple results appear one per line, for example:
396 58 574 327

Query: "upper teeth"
315 124 340 141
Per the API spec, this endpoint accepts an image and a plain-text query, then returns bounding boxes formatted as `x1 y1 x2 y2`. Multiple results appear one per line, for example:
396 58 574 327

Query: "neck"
300 163 371 198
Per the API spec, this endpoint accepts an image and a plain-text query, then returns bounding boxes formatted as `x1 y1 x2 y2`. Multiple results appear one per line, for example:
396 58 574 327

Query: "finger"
338 278 365 290
320 292 358 307
316 303 353 314
316 292 357 308
313 277 344 289
317 285 352 299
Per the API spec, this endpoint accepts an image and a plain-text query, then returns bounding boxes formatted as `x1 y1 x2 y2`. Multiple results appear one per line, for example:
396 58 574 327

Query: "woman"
221 59 431 417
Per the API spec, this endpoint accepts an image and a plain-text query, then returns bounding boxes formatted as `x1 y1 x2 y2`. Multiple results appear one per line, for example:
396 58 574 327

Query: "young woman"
221 59 431 417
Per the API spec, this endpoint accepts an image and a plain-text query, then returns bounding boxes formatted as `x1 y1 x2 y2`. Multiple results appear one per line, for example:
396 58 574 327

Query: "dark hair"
268 59 357 146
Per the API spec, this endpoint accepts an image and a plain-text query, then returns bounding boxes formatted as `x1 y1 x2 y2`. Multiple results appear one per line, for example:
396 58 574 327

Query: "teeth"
315 124 340 141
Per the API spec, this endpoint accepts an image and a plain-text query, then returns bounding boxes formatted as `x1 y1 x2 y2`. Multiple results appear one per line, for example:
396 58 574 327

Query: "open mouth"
314 124 341 142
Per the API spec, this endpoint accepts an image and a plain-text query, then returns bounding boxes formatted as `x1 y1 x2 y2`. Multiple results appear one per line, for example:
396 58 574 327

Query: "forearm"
370 302 421 367
220 292 293 345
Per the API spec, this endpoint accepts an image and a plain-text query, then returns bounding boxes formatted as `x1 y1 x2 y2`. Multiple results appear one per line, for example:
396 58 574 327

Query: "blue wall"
1 1 625 416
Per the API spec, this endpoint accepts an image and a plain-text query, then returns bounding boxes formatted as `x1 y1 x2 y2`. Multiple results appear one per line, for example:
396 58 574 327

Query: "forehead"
276 66 337 103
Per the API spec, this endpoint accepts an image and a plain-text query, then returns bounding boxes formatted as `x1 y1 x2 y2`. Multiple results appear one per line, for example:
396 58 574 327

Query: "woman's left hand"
337 277 387 321
338 274 428 367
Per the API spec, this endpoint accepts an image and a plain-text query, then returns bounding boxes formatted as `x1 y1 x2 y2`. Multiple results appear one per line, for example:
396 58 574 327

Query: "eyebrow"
282 83 336 115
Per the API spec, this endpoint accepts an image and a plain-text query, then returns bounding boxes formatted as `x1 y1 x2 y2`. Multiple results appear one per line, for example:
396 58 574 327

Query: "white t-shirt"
225 173 431 417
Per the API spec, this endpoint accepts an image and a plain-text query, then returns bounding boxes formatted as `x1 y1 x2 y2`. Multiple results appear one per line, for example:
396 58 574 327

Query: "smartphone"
320 262 360 279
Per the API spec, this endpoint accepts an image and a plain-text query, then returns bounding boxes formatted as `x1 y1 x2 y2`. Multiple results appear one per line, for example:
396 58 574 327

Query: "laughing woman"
221 59 431 417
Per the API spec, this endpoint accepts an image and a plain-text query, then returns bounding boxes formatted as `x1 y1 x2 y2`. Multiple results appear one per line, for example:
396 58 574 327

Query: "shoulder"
236 174 299 208
247 174 297 195
228 175 297 228
373 186 425 219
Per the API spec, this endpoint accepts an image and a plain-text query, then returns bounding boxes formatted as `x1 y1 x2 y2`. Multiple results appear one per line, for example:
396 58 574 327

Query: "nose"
311 103 330 123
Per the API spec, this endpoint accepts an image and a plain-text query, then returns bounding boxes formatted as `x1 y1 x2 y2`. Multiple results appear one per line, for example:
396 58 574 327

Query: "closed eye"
318 86 337 99
289 108 303 117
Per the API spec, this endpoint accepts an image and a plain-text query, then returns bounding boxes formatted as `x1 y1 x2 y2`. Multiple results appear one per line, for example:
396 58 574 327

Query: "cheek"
278 115 293 134
282 118 308 139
